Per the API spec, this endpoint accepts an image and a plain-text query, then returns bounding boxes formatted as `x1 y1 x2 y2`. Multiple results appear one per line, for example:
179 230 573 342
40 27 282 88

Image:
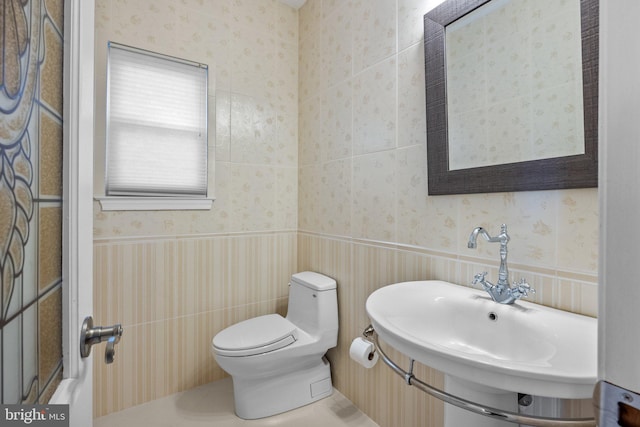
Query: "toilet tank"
286 272 338 346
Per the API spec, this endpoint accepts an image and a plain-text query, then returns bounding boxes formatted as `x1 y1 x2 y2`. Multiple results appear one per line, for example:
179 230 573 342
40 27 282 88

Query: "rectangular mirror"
424 0 598 195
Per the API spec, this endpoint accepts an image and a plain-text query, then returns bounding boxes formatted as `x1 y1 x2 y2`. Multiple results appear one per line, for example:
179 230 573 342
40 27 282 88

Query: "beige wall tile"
353 57 397 155
322 80 353 162
557 188 599 272
229 94 278 164
320 160 352 236
397 43 426 148
298 34 322 101
321 3 352 88
298 97 323 165
352 0 397 74
298 163 321 230
396 145 457 251
276 1 298 42
298 0 321 43
231 0 278 35
398 0 442 51
230 28 277 99
352 151 396 242
275 166 299 229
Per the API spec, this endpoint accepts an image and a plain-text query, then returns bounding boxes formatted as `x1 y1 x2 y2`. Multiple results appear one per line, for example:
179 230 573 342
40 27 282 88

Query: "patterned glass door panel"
0 0 64 404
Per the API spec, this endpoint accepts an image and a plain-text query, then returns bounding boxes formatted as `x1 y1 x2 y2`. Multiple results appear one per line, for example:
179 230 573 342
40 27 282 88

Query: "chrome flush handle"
80 316 123 364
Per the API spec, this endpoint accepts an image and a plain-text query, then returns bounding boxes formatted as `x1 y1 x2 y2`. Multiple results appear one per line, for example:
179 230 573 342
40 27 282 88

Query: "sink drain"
488 312 498 321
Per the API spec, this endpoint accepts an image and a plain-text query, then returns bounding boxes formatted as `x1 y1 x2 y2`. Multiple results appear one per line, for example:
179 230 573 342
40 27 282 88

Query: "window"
104 43 209 207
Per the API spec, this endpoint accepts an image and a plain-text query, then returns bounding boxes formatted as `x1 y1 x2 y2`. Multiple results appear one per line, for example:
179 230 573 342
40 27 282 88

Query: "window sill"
96 196 214 211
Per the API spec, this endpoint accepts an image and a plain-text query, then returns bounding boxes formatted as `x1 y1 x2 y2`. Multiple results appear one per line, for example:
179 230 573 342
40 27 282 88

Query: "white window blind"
106 43 208 197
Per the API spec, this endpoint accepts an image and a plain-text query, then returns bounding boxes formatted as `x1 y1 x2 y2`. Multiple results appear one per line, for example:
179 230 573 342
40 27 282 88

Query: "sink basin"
366 280 597 399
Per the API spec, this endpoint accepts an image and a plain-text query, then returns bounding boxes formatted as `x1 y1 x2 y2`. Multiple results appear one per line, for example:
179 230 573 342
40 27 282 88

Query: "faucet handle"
472 272 488 286
512 278 535 298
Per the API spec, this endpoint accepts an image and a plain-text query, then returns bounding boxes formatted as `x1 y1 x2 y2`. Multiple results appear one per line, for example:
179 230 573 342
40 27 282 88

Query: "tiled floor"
94 378 379 427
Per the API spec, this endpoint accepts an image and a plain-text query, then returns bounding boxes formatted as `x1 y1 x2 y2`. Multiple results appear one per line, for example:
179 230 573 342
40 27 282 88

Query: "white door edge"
49 1 95 427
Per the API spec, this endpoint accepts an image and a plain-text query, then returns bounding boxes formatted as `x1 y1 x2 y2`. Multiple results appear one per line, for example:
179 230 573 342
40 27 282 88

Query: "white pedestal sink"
365 280 597 426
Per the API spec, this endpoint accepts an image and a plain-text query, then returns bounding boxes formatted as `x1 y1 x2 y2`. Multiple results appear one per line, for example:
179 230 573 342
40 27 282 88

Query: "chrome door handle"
105 336 118 364
80 316 123 364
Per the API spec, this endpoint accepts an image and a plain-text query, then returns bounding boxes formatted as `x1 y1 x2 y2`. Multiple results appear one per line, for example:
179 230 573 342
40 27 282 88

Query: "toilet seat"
212 314 298 357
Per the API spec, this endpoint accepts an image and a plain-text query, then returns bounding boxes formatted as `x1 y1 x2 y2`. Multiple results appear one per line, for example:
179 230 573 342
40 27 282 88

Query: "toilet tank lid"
291 271 336 291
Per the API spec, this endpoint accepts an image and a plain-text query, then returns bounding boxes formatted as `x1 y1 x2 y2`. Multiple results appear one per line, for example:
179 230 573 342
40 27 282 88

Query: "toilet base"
231 356 333 419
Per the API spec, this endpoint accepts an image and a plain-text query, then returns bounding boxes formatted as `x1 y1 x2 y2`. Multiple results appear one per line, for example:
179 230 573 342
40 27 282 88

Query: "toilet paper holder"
362 326 377 361
350 335 379 368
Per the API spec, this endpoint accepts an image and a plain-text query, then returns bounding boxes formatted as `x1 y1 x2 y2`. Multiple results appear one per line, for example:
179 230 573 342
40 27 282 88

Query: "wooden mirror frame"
424 0 599 195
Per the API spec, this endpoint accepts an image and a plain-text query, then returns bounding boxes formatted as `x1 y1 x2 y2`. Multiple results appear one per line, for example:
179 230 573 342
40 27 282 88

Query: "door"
0 0 92 418
596 0 640 425
48 1 95 426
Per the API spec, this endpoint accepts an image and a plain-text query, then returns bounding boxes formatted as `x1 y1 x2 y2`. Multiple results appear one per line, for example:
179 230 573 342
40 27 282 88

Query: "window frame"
98 42 214 211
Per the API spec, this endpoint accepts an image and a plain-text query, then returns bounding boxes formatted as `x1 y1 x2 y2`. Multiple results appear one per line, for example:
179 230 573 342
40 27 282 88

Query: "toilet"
211 271 338 419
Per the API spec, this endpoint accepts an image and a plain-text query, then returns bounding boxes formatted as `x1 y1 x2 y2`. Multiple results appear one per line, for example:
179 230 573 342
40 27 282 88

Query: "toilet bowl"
211 271 338 419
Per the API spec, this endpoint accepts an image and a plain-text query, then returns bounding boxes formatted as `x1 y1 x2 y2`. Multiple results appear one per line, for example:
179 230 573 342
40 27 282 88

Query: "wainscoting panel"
93 231 296 417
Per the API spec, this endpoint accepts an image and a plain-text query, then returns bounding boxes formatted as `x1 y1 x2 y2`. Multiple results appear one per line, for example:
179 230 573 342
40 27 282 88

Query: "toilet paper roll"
349 337 379 368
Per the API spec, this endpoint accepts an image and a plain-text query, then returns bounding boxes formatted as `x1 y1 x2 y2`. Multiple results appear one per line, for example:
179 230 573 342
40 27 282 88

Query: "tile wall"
93 232 296 415
93 0 299 417
298 0 598 426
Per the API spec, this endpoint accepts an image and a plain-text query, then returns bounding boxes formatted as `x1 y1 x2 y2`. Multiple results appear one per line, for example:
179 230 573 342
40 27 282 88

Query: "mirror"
424 0 598 195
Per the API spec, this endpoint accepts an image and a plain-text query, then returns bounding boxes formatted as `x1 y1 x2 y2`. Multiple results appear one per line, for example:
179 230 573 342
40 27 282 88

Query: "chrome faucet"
467 224 534 304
